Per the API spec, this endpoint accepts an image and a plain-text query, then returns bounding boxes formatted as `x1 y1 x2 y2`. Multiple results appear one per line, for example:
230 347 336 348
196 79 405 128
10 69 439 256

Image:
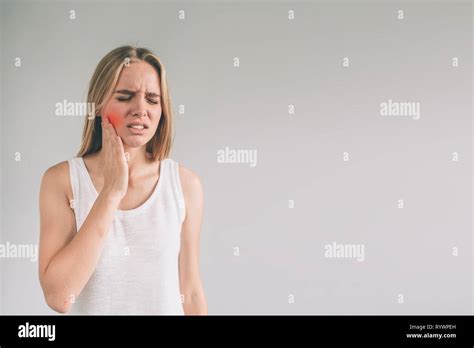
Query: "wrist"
99 187 123 205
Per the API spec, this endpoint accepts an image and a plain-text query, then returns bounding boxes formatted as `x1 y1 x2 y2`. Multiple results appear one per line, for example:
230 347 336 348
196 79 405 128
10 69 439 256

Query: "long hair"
76 46 174 161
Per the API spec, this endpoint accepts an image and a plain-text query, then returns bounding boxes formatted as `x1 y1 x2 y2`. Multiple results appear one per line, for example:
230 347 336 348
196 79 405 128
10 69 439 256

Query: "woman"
38 46 207 315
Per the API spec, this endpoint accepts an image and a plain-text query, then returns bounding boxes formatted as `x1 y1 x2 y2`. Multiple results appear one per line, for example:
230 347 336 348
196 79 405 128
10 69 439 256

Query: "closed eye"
116 97 159 105
117 97 131 101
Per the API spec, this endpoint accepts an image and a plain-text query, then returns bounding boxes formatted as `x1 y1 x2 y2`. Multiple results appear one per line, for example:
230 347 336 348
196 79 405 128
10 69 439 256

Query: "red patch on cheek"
106 112 122 128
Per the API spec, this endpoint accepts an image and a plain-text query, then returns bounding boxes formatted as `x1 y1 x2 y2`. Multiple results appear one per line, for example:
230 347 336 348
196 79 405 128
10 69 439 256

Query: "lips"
127 126 147 135
126 122 149 129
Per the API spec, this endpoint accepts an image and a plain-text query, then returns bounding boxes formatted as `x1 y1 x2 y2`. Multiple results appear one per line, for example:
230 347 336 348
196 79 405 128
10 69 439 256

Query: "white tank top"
67 156 185 315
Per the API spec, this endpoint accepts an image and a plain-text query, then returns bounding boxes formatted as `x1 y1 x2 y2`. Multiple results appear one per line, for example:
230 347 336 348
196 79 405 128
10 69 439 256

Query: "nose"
131 94 147 118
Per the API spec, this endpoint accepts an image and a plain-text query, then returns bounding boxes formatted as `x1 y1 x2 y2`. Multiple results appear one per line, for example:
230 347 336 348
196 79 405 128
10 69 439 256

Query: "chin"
122 137 148 148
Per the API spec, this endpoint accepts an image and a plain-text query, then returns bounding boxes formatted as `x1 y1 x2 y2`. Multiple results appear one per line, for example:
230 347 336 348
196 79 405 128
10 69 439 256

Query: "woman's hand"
100 115 129 200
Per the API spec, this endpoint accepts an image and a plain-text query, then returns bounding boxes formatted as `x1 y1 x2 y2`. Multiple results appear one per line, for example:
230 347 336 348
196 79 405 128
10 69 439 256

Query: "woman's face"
101 61 162 148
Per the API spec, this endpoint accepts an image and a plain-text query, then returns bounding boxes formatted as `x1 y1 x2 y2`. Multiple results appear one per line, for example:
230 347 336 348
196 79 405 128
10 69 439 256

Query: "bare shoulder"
41 160 72 200
178 163 204 200
42 160 69 183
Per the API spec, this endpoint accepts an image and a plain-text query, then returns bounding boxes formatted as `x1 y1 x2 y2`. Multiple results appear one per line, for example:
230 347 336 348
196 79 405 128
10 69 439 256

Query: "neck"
123 145 150 173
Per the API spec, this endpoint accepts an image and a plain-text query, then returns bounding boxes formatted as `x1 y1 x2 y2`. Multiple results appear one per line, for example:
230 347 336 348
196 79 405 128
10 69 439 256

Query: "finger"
105 117 114 141
102 117 112 152
107 117 119 137
116 136 128 162
116 136 124 151
100 116 107 142
101 116 109 142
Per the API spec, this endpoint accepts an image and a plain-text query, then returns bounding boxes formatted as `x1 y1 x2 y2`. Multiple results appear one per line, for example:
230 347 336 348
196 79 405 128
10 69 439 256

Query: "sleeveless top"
67 156 185 315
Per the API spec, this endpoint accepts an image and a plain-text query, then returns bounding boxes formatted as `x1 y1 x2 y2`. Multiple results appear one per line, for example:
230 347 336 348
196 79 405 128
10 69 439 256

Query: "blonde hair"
77 46 174 162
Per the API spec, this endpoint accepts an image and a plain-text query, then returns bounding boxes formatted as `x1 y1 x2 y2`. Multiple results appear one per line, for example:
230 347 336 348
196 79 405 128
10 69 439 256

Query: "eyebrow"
114 89 160 98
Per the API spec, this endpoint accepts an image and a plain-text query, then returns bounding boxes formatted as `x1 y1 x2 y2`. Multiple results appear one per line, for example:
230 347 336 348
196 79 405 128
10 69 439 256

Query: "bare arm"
178 165 208 315
39 115 128 313
38 166 121 313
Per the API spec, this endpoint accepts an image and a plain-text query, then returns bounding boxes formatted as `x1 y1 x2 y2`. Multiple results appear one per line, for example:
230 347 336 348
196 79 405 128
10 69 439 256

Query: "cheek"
106 112 123 128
